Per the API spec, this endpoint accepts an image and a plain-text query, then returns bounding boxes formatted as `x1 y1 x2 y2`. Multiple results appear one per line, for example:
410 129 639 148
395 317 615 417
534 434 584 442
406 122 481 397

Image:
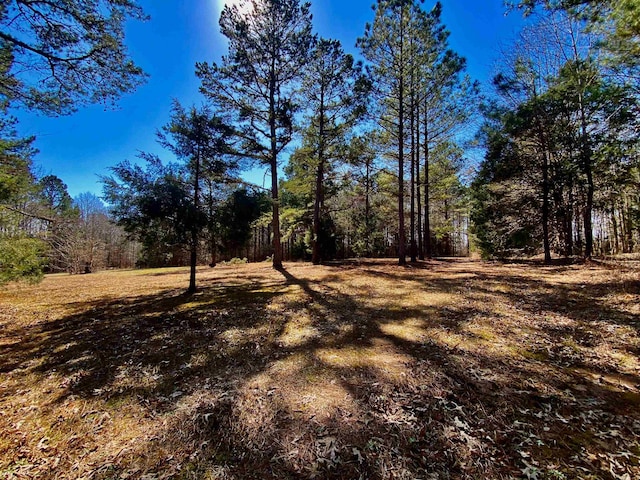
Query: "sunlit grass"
1 259 638 479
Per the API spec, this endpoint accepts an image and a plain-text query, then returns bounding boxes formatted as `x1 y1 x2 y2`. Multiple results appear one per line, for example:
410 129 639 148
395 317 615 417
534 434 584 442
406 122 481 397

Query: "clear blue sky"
14 0 527 198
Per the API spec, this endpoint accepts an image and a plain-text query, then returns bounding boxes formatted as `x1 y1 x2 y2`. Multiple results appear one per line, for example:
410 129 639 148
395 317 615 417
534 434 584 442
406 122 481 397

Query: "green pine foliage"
471 13 639 260
197 0 315 269
0 0 147 115
0 237 46 285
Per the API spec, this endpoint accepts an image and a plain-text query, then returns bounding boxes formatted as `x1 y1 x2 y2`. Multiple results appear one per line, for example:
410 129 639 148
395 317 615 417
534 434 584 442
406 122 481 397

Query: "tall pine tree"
197 0 314 269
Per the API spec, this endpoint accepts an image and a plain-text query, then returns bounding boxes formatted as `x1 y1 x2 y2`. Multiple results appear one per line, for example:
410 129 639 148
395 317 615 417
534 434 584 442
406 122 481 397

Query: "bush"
0 237 47 285
223 257 248 265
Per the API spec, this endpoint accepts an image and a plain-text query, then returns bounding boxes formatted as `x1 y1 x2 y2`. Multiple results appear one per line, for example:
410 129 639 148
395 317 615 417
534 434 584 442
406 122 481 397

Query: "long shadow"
366 261 640 381
0 281 287 399
2 261 639 479
261 266 640 478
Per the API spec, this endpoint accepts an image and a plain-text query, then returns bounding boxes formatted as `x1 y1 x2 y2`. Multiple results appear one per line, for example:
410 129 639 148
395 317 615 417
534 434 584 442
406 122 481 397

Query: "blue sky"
14 0 527 198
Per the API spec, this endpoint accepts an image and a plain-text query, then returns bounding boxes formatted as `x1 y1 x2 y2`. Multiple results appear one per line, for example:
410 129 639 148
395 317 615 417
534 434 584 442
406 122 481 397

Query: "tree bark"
538 127 551 264
567 184 575 256
312 88 326 265
188 149 201 294
269 61 283 270
397 7 406 266
423 106 431 258
409 71 417 263
365 158 371 256
416 101 423 260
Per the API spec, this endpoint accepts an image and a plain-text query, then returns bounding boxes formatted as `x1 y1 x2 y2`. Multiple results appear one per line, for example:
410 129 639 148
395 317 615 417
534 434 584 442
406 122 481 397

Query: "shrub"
0 237 47 285
224 257 248 265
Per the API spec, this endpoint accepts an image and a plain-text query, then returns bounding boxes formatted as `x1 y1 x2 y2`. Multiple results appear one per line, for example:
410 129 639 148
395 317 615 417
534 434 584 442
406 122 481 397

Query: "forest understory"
1 258 639 479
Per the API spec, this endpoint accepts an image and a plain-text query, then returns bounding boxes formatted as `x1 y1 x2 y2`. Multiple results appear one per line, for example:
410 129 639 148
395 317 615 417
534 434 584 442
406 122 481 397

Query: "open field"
1 259 639 479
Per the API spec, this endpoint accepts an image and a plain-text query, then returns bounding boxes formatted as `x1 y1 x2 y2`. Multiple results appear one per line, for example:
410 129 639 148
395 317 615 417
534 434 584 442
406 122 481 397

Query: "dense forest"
0 0 638 288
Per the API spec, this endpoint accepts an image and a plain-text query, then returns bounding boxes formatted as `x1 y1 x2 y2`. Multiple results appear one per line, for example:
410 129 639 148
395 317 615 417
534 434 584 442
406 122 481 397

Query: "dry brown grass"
1 259 639 479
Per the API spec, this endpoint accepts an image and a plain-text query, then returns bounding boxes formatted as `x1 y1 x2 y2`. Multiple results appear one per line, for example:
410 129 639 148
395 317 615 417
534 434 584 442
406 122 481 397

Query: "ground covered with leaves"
1 258 639 479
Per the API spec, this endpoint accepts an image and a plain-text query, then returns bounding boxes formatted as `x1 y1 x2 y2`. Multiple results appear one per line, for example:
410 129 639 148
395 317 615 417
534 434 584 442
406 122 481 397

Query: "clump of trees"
3 0 637 287
472 6 639 261
357 0 477 263
0 0 145 284
103 103 269 292
0 159 140 284
269 0 476 265
104 0 477 292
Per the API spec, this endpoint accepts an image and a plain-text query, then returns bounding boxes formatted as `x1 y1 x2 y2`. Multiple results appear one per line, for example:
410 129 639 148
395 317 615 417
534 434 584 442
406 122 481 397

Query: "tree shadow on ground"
1 260 639 479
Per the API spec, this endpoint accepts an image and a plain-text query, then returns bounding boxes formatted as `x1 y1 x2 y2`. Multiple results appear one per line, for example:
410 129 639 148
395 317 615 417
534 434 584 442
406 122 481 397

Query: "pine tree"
0 0 147 115
158 102 236 293
358 0 419 265
301 38 368 264
414 3 476 258
197 0 314 270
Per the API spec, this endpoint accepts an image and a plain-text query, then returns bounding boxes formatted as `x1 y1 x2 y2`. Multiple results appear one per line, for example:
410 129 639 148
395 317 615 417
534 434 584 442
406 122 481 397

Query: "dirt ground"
1 258 639 479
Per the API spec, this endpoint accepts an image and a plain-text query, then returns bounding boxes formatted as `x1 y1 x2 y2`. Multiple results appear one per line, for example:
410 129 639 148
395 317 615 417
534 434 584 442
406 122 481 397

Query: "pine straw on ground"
1 259 639 480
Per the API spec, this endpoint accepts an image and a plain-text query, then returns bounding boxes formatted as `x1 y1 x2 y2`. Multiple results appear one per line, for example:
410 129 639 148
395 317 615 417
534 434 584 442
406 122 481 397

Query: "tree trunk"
397 9 406 266
365 158 371 256
625 196 634 252
423 106 431 258
541 143 551 264
409 40 416 263
312 158 324 264
188 150 201 294
576 87 594 259
575 195 583 254
551 168 567 257
253 227 257 262
416 101 423 260
312 90 326 265
269 64 283 270
611 203 619 254
567 184 574 256
444 198 451 256
210 232 216 267
584 162 594 259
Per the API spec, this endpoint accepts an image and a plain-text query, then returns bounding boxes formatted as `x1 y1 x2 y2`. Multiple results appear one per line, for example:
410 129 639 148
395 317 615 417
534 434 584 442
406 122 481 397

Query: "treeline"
100 0 476 294
1 0 638 287
0 154 140 283
472 2 639 261
0 124 139 281
0 0 148 284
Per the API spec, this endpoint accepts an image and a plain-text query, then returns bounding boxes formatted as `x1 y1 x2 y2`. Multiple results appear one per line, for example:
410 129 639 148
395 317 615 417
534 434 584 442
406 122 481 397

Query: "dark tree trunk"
397 12 406 266
416 102 423 260
575 195 583 254
188 150 201 294
551 168 567 257
365 158 371 256
577 93 594 259
409 79 417 262
567 184 574 256
312 91 326 265
423 107 431 258
539 129 551 264
622 197 633 253
444 198 451 256
210 232 216 267
611 203 619 254
584 167 594 259
253 227 257 262
269 59 283 270
312 158 324 264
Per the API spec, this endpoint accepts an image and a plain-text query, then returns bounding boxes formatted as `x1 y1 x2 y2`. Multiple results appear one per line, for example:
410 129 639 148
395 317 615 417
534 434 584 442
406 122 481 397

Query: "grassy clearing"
1 259 639 479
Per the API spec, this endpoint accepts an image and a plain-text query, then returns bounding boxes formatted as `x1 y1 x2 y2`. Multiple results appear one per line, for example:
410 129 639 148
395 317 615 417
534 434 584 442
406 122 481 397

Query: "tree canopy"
0 0 147 115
